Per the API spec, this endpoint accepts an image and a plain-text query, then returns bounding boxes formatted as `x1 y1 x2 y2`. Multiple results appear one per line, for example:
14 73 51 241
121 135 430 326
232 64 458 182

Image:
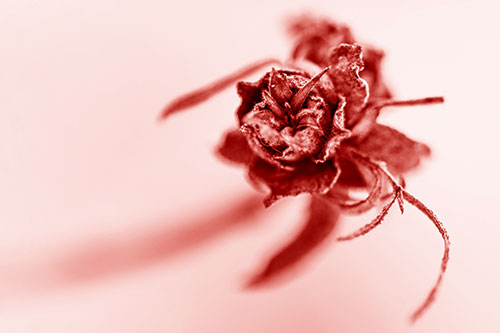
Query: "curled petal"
236 68 308 122
317 97 351 162
327 44 369 126
247 158 340 207
269 68 293 104
216 129 255 165
336 189 399 241
337 160 384 215
335 157 367 188
360 47 392 100
240 124 291 169
323 151 384 215
290 66 330 112
262 90 286 118
247 196 340 287
236 80 268 122
287 14 355 65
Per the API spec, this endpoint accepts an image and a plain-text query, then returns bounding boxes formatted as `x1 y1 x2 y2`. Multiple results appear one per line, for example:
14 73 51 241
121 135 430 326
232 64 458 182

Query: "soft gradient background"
1 0 498 332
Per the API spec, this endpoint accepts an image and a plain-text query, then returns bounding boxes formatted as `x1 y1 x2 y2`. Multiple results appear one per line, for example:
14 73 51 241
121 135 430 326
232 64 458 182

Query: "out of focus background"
1 0 498 332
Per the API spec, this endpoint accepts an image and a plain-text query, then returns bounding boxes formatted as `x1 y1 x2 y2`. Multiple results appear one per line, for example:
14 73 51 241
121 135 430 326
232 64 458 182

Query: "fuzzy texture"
161 14 449 324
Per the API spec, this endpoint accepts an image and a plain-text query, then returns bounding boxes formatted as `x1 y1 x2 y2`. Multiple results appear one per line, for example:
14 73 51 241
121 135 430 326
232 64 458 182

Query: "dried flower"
160 15 449 323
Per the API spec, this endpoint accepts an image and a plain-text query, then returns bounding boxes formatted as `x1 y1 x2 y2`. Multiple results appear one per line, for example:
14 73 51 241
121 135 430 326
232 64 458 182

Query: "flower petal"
236 80 266 122
247 158 340 207
246 196 340 287
216 129 255 165
325 155 385 215
336 157 367 188
327 43 369 127
290 66 330 112
269 68 293 104
316 96 351 162
287 14 355 65
236 69 308 122
361 47 392 100
353 124 431 175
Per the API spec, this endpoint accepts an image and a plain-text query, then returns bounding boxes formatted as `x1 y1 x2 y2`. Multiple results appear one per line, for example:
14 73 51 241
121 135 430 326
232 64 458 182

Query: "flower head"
161 15 449 324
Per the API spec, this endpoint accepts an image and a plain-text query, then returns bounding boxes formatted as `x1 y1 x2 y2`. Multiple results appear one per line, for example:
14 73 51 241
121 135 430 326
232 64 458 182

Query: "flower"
161 15 449 323
218 43 439 209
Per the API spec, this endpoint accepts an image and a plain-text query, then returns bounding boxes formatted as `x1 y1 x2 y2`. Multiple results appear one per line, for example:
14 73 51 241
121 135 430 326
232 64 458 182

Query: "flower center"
241 71 333 162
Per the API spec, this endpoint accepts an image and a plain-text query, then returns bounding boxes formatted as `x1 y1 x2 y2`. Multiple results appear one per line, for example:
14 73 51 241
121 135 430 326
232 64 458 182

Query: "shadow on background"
55 193 265 283
1 193 266 298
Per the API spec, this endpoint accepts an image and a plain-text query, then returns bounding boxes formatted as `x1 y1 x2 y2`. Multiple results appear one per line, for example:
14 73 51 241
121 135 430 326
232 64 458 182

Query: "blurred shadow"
52 193 265 285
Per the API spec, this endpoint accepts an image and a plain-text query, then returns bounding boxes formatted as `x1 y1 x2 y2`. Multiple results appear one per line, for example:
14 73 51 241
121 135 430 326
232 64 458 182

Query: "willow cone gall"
160 15 449 324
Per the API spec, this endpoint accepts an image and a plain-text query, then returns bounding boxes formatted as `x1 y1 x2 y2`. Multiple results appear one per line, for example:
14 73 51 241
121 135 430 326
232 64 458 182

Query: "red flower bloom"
160 15 449 323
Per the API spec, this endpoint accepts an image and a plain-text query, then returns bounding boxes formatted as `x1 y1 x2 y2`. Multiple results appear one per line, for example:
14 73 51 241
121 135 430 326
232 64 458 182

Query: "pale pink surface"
0 0 498 332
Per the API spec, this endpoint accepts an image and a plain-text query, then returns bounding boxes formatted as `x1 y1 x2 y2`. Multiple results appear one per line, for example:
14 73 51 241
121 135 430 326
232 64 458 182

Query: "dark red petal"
327 44 368 126
240 124 289 168
262 90 286 118
248 158 340 207
290 66 330 111
287 15 355 65
246 196 340 287
335 156 367 188
269 68 293 104
216 129 255 165
360 47 393 100
353 124 431 175
317 97 351 162
330 157 384 215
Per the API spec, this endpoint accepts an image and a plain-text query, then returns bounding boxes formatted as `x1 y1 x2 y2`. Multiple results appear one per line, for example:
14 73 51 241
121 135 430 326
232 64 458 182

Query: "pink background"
1 0 498 332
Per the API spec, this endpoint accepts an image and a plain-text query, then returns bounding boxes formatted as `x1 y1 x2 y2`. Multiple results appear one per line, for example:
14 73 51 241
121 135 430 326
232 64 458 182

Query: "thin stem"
336 161 384 215
160 58 281 120
403 190 450 323
344 148 450 324
376 96 444 109
336 189 399 241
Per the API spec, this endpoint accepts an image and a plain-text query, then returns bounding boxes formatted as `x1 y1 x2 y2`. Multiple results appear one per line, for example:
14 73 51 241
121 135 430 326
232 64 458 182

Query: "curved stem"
339 148 450 323
336 189 399 241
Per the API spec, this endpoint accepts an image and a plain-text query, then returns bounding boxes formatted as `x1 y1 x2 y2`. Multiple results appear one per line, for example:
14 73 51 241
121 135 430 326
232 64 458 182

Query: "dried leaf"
353 124 431 175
